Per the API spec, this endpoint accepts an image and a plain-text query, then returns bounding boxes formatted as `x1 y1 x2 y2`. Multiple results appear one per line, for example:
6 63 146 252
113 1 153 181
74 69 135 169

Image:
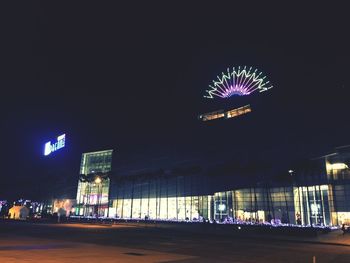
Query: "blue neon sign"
44 134 66 156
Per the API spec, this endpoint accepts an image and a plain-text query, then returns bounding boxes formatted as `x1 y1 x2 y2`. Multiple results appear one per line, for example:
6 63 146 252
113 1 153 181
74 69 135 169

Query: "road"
0 221 349 262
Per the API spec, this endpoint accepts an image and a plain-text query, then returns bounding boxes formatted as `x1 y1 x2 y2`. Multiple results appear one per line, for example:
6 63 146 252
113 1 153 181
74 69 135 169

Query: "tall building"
75 149 113 217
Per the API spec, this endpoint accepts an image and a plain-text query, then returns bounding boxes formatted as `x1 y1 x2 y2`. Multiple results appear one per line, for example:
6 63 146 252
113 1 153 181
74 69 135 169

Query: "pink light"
204 67 273 99
220 84 250 98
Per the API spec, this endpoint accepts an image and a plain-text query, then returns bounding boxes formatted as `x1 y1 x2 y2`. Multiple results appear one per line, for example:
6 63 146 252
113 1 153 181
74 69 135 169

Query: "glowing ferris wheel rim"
204 66 273 99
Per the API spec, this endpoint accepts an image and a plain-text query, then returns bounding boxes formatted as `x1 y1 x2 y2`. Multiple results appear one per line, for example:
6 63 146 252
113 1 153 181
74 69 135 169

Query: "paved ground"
0 221 350 262
0 236 194 263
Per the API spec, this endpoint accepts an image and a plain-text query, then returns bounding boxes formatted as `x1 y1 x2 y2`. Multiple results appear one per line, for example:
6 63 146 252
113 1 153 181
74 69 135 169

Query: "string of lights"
204 66 273 99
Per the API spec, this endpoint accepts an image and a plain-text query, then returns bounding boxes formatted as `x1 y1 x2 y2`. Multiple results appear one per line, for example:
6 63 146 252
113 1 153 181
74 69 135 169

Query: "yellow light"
95 177 102 184
225 105 251 119
329 163 348 170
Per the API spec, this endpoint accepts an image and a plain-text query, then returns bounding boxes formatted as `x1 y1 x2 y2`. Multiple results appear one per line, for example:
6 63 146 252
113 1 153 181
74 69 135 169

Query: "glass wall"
72 147 350 226
76 179 110 217
330 183 350 225
76 149 113 217
108 181 350 227
110 174 210 221
293 185 330 226
112 196 205 221
80 150 113 175
214 187 295 224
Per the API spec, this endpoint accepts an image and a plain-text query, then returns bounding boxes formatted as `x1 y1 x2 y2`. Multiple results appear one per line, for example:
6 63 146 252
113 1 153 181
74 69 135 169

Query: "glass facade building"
213 185 330 225
74 146 350 226
76 150 113 217
79 150 113 175
109 173 211 221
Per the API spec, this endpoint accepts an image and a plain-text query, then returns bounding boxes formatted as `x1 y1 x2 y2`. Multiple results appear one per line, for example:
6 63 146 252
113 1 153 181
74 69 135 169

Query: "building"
74 146 350 226
75 149 113 217
108 167 210 221
198 105 251 122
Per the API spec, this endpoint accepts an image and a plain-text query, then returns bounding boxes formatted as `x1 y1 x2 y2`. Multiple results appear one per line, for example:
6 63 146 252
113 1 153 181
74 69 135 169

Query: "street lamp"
95 177 102 184
95 177 102 218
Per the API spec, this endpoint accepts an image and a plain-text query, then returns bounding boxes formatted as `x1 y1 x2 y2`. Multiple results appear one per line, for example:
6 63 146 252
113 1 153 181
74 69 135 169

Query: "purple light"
222 85 251 97
204 67 273 99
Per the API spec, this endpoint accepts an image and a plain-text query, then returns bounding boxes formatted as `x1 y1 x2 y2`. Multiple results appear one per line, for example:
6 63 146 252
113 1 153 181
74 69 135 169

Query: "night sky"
1 2 349 200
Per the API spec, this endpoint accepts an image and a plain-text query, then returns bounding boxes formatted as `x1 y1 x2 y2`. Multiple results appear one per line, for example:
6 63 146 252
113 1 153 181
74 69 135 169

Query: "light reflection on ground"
0 244 70 251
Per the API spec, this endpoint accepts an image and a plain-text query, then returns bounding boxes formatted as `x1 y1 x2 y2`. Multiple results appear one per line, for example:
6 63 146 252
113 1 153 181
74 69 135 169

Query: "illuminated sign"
44 134 66 156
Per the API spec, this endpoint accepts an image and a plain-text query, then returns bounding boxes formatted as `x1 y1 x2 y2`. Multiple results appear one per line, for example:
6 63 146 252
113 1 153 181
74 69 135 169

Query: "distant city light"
204 66 273 99
44 134 66 156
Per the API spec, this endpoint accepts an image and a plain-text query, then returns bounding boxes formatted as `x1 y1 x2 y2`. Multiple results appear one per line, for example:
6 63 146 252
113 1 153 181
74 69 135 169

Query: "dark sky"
1 2 349 200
